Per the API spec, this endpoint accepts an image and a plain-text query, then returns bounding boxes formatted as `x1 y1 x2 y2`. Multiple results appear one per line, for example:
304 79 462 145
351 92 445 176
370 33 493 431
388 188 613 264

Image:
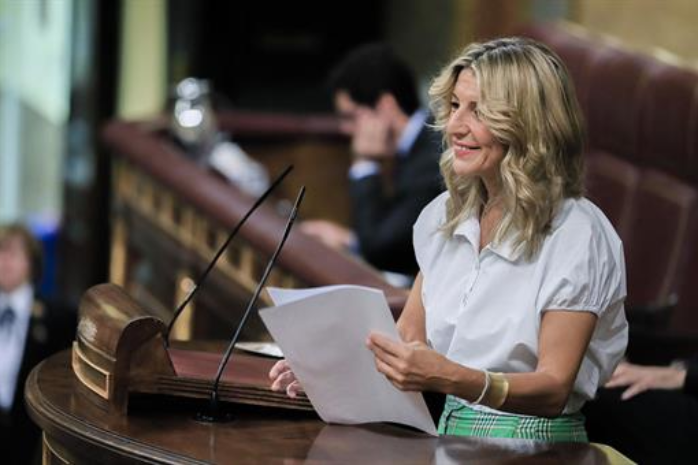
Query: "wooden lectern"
71 282 312 416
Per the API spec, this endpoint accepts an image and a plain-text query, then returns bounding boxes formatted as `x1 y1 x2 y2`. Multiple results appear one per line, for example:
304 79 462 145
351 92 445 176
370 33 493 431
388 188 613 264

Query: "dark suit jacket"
349 121 443 275
684 356 698 397
0 297 75 465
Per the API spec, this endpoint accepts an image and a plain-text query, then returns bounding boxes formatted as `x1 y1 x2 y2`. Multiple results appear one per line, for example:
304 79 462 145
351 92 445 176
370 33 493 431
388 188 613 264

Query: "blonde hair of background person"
429 38 585 259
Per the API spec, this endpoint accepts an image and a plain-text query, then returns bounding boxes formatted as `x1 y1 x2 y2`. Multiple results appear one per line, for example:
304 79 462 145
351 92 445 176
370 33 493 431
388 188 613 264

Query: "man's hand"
351 109 395 160
366 332 452 392
605 361 687 400
300 220 356 251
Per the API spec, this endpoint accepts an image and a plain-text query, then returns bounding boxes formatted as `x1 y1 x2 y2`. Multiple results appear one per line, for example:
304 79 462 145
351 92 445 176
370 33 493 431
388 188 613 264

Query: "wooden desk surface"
26 351 616 464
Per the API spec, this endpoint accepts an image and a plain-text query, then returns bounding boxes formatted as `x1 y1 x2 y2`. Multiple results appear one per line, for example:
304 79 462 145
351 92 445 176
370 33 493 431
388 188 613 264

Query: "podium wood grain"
27 351 614 464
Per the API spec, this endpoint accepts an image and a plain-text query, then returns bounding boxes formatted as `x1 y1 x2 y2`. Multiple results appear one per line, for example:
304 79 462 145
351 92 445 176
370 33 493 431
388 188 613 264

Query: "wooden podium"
26 350 616 464
26 281 621 464
68 283 313 417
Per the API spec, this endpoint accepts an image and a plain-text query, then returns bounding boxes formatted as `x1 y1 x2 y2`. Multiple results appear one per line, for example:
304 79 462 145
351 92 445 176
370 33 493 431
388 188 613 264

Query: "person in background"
301 43 443 278
0 223 75 464
272 37 628 442
584 359 698 464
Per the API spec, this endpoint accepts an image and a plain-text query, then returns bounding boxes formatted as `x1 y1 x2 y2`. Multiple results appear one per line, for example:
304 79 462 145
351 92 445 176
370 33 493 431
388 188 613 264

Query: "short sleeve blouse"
413 192 628 414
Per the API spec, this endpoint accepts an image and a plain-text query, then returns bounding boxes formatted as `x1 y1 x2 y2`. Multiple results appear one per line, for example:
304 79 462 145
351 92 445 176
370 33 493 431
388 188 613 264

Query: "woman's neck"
481 173 502 201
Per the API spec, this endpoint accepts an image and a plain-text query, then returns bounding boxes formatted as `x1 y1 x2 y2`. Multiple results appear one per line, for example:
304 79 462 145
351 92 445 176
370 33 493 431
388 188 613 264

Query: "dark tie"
0 306 15 335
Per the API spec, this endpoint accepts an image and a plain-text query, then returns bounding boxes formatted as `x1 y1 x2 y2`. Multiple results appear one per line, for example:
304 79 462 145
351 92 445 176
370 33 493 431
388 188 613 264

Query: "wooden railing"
102 112 408 341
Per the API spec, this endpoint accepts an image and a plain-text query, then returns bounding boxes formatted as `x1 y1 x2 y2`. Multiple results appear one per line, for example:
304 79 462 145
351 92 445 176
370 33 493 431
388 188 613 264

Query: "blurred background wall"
577 0 698 63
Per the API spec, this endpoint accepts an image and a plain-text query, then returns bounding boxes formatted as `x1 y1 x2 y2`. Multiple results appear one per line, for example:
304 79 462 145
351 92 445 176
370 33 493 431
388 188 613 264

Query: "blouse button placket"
462 254 483 307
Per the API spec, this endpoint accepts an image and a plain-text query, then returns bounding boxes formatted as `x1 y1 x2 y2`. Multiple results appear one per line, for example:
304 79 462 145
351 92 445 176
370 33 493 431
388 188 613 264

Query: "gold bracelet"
483 372 509 409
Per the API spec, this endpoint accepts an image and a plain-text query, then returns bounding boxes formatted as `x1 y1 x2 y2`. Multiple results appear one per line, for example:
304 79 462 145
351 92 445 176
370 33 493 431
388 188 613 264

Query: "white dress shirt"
413 193 628 414
0 284 33 411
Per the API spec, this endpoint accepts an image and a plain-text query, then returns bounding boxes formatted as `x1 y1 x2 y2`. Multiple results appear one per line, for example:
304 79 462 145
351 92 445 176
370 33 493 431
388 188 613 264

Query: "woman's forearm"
496 372 571 417
444 361 572 417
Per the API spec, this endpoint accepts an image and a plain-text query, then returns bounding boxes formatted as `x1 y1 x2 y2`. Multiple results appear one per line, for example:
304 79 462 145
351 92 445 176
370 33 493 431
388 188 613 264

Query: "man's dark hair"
328 43 420 115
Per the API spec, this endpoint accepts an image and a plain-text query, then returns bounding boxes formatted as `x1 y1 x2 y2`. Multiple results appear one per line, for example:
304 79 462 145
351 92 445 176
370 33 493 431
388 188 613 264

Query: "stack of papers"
260 285 437 435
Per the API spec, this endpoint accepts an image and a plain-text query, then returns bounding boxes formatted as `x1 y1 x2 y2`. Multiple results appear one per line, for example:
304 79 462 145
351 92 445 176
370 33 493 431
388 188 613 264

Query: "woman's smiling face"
446 69 505 185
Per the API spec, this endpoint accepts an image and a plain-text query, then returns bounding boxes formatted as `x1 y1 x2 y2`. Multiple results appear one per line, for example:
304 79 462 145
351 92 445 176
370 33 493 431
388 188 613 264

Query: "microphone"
165 165 294 347
197 186 306 422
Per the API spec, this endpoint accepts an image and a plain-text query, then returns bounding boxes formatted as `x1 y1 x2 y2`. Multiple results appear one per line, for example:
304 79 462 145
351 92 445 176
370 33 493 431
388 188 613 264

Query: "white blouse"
413 192 628 414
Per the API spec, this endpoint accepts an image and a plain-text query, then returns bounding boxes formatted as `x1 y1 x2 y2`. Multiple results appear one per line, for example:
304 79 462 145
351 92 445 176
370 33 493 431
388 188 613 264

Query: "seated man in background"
584 359 698 464
301 43 443 278
0 223 75 465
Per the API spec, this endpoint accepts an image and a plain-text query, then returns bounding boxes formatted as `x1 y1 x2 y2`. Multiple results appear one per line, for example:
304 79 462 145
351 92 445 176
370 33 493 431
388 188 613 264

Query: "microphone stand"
164 165 293 347
196 186 306 422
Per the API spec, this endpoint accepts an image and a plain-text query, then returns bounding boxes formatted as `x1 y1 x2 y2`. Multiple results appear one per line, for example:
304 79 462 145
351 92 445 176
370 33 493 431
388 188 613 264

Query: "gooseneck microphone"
165 165 294 347
197 186 306 422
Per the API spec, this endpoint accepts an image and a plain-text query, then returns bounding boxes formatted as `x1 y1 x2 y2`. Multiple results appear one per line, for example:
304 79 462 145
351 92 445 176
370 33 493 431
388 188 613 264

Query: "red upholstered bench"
519 23 698 348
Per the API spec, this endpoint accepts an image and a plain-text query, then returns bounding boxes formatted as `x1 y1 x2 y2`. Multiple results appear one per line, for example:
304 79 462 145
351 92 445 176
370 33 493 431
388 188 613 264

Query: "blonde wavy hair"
429 37 585 259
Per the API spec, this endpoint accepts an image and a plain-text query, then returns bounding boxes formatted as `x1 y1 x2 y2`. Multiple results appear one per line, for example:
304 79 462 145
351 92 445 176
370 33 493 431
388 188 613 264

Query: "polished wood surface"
71 283 311 415
27 351 617 464
164 348 312 411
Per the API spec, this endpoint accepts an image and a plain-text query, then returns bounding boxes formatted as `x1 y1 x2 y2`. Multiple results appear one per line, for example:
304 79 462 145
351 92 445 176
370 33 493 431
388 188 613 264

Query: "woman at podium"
272 37 628 442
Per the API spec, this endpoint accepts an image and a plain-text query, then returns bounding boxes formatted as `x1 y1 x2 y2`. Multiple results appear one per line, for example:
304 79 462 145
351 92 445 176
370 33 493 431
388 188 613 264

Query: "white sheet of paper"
260 285 437 436
266 285 352 305
234 341 283 358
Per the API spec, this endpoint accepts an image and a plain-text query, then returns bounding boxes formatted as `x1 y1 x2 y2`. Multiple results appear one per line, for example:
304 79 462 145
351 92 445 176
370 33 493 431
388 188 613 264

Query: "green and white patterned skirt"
438 395 588 442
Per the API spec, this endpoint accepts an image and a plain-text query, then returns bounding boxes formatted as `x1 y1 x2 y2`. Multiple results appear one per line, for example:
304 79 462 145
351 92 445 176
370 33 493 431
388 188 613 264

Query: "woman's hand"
366 332 452 392
269 359 304 399
605 361 687 400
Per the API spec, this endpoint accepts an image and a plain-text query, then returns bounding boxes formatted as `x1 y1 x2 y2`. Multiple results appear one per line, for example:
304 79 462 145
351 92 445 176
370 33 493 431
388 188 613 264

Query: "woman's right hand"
269 359 304 398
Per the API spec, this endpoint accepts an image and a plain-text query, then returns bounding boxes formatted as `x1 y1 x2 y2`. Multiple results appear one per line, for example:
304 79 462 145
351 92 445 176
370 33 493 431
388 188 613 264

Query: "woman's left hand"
366 332 451 392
